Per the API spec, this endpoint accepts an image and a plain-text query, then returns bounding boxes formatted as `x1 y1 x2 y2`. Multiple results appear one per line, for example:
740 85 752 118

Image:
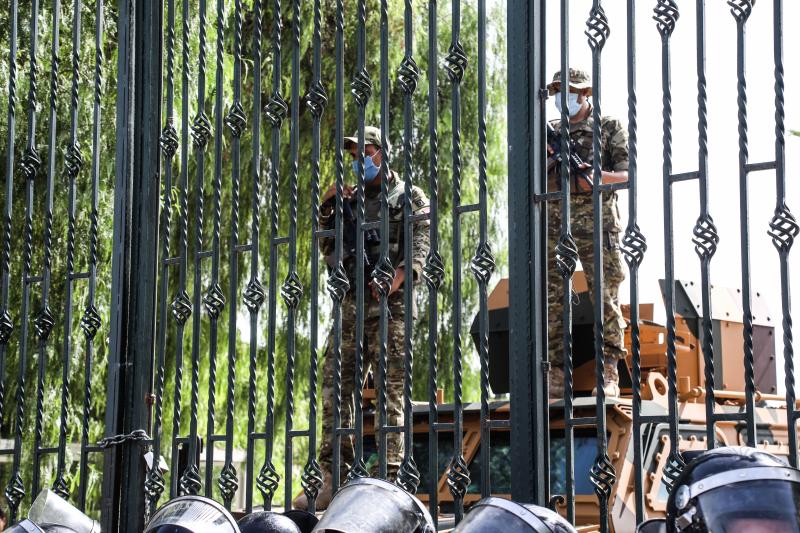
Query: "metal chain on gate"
97 429 152 449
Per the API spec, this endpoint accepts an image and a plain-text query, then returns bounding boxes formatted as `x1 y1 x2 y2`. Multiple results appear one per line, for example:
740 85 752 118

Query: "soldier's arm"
397 186 431 284
317 183 353 259
597 116 629 184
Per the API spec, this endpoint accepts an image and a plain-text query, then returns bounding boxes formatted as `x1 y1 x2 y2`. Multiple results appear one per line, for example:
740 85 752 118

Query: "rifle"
546 121 594 192
341 198 381 278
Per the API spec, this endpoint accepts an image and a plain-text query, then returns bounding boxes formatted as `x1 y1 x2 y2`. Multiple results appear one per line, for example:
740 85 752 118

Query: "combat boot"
549 366 564 399
592 360 620 398
292 470 335 511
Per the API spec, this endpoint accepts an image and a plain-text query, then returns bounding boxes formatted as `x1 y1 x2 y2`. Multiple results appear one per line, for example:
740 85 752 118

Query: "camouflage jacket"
547 107 629 192
548 106 628 232
319 170 431 317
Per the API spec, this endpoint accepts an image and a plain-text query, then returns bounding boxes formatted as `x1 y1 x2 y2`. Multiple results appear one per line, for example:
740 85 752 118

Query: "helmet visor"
698 480 800 533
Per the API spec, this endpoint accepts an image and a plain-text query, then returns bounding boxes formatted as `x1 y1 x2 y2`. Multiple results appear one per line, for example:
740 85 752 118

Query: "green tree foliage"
0 0 507 514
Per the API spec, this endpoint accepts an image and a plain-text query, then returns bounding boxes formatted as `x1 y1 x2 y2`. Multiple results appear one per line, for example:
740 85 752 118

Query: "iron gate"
0 0 796 532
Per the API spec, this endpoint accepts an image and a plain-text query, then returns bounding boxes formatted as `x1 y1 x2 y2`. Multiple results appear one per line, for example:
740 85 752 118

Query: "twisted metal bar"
219 0 245 509
557 0 577 521
472 0 496 500
282 0 304 511
770 0 797 466
54 0 85 500
586 3 616 530
693 0 719 451
729 0 758 446
170 0 193 498
329 0 348 494
32 0 62 497
446 0 470 523
347 0 371 483
301 0 327 512
653 0 685 493
258 0 285 508
0 0 19 435
148 0 177 511
425 0 442 524
623 0 648 524
244 0 264 512
6 0 40 518
78 0 104 511
204 0 227 498
396 0 422 495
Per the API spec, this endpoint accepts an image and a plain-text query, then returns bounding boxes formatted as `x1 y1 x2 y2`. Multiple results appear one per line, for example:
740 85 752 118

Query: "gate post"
101 1 163 531
508 0 548 505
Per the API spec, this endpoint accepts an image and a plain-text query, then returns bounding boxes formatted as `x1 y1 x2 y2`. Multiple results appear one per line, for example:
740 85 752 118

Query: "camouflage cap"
343 126 391 154
546 68 592 96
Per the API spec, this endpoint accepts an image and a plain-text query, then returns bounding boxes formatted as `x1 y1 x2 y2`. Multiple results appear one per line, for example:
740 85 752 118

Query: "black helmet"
281 510 318 533
453 498 576 533
237 511 300 533
667 446 800 532
145 495 239 533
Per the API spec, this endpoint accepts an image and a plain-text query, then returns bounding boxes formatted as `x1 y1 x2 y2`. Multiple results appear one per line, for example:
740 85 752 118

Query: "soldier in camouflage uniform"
293 126 430 510
546 69 629 398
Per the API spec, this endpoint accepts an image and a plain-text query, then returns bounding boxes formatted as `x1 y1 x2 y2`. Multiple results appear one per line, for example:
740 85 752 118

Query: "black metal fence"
0 0 796 532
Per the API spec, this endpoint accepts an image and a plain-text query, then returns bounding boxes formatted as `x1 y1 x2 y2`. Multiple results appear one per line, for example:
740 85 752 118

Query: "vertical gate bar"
375 0 392 486
397 0 421 494
33 0 62 496
585 3 615 531
557 0 577 521
260 0 286 508
623 0 647 524
244 0 265 512
653 0 685 491
2 0 25 521
205 0 227 498
283 0 303 511
108 0 163 526
445 0 469 522
693 0 719 450
301 0 326 512
170 0 192 498
55 0 85 500
329 0 347 495
221 0 245 509
473 0 495 500
147 0 177 512
729 0 757 447
509 0 548 506
351 0 370 481
770 0 799 468
78 0 105 511
0 0 19 437
425 0 442 523
184 0 210 497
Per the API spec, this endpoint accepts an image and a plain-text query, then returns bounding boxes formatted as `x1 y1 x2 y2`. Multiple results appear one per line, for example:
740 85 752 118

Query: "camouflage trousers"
547 193 627 367
318 293 405 481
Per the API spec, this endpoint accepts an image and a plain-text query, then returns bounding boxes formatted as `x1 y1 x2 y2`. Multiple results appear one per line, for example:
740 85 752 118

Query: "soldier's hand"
321 183 354 204
576 162 593 193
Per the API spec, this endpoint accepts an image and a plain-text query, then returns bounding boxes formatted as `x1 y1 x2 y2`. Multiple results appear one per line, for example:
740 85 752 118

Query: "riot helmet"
636 518 666 533
453 497 576 533
667 446 800 533
281 510 319 533
237 511 301 533
5 490 99 533
311 477 434 533
145 495 239 533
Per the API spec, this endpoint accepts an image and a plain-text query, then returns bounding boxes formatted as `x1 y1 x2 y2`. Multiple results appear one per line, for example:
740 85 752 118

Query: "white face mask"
554 92 583 117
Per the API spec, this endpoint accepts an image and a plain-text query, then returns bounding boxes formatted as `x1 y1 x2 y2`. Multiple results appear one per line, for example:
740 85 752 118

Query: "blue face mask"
352 150 381 182
554 92 583 117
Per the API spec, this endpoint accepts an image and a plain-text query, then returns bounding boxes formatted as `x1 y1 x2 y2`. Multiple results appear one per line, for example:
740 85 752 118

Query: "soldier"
667 446 800 532
293 126 430 510
546 68 629 398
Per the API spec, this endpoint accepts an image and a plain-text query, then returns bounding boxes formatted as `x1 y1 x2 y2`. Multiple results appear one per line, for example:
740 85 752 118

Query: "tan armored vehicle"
361 275 796 531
